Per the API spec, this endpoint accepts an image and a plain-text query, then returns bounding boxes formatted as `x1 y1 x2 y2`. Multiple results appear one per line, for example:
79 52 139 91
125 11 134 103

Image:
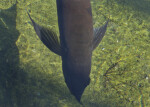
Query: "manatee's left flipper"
27 11 61 56
39 27 62 56
92 20 109 50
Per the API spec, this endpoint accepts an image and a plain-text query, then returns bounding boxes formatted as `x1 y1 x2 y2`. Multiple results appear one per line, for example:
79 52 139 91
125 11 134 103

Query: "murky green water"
0 0 150 107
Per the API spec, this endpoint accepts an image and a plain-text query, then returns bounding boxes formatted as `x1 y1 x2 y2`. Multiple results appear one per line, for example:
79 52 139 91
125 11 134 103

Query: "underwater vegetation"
0 0 150 107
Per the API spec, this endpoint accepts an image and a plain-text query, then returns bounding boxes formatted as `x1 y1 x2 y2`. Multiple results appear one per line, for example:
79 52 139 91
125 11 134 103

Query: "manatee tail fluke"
74 94 82 103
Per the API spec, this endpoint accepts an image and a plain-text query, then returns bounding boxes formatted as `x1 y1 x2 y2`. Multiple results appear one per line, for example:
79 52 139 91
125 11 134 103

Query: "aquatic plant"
0 0 150 107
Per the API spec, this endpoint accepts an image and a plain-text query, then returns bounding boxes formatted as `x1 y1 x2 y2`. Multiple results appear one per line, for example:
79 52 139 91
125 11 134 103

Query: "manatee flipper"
92 20 109 50
27 11 61 56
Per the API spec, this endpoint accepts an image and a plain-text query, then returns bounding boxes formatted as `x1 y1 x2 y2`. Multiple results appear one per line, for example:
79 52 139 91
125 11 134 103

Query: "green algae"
0 0 150 107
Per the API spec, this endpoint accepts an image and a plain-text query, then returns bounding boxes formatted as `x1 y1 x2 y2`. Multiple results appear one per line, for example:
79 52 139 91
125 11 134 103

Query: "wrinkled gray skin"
27 0 108 104
56 0 93 103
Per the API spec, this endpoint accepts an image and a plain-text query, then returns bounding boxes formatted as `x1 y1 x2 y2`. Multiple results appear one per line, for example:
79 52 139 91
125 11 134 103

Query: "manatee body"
27 0 108 103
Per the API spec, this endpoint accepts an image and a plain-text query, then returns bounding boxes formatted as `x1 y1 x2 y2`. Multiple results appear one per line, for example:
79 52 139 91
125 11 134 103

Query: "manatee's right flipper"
27 11 61 56
92 20 109 50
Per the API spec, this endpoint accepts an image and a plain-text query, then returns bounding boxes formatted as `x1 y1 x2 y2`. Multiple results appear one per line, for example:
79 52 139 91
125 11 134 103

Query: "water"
0 0 150 107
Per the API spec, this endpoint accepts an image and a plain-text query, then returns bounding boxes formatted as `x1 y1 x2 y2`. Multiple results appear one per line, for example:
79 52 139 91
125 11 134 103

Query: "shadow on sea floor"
0 4 20 107
0 4 78 107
